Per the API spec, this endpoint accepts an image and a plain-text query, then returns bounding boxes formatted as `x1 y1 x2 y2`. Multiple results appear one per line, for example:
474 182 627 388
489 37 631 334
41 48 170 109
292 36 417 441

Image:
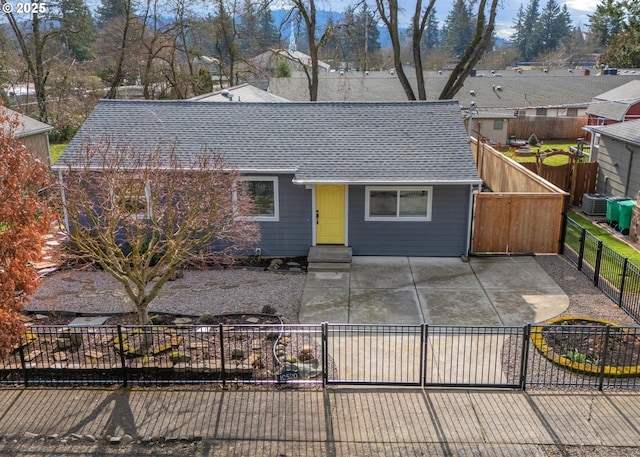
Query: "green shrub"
528 133 539 146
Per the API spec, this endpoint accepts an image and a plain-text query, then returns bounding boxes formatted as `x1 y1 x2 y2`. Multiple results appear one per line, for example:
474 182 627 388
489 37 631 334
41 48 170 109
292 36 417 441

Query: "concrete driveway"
299 256 569 325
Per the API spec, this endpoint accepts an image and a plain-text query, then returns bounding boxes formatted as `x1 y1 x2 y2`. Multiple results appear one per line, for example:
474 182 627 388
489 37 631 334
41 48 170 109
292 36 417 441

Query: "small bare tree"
60 142 261 325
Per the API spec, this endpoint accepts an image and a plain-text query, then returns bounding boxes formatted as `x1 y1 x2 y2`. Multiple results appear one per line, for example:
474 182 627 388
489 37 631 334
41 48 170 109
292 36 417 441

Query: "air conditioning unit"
582 193 608 216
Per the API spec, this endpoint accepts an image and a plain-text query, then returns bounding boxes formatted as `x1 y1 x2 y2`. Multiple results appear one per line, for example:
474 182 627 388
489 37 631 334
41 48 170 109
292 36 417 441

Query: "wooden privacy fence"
471 139 568 254
522 161 598 206
509 116 588 141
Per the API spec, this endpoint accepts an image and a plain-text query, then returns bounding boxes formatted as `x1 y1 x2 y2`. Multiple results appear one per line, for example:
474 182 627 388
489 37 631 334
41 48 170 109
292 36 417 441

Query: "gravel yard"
27 268 307 323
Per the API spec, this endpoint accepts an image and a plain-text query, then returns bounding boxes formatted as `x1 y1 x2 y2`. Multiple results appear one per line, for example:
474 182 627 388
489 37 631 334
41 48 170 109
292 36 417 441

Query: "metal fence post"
116 325 128 387
519 324 531 391
597 325 611 391
577 228 586 271
321 322 328 387
420 323 427 388
594 241 603 287
619 258 629 307
219 323 226 389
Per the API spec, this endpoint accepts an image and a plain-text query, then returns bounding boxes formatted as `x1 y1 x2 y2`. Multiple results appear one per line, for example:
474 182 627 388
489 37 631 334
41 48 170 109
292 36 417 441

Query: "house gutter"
292 178 484 186
466 184 480 257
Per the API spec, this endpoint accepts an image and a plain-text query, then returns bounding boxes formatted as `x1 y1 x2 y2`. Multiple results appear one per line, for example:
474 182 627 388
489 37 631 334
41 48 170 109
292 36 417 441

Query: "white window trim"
236 176 279 222
365 186 432 222
109 181 152 220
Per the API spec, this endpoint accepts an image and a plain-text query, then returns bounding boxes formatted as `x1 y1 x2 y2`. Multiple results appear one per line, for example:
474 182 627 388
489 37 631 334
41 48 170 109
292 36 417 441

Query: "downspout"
466 184 479 257
58 169 70 232
624 143 636 197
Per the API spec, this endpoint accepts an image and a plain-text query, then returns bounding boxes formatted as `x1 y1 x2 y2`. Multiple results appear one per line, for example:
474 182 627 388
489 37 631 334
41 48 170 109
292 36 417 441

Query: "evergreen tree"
238 0 278 57
512 0 541 61
588 0 625 48
59 0 97 61
444 0 474 57
351 4 380 70
423 7 441 50
531 0 572 56
97 0 129 22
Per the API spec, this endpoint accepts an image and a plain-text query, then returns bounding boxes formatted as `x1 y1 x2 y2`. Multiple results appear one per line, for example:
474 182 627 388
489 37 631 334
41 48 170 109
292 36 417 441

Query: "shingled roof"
1 106 53 138
54 100 481 185
588 119 640 145
586 80 640 121
269 70 640 110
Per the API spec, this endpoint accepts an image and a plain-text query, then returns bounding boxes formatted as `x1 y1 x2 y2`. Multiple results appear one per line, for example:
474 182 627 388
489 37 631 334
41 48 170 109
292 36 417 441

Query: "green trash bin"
618 200 635 234
606 197 629 226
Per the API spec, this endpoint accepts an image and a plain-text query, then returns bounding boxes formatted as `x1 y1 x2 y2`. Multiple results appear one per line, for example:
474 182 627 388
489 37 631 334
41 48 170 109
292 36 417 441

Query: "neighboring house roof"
189 83 289 102
1 107 53 138
586 80 640 121
588 119 640 146
54 100 481 185
252 49 331 72
269 70 640 109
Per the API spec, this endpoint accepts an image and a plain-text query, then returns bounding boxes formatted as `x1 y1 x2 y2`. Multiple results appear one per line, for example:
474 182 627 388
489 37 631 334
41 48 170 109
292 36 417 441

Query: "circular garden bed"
531 316 640 377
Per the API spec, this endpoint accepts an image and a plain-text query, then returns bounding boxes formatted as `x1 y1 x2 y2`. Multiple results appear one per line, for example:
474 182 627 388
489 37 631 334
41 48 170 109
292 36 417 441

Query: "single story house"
1 106 53 165
585 119 640 198
53 100 482 257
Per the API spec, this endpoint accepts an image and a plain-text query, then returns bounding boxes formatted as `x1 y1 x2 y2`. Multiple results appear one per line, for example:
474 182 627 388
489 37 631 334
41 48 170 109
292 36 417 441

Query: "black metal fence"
564 217 640 323
3 321 640 391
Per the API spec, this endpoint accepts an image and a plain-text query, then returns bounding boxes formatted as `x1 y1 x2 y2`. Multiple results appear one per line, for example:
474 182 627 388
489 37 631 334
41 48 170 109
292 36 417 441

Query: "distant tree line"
0 0 636 130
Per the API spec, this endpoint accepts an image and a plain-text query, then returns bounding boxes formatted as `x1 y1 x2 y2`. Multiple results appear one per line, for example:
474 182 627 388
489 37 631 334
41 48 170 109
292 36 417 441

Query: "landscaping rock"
169 351 191 364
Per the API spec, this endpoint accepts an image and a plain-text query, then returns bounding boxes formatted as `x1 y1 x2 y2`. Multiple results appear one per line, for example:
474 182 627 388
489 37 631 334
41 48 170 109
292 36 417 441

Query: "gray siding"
595 140 640 198
254 175 312 256
347 185 471 256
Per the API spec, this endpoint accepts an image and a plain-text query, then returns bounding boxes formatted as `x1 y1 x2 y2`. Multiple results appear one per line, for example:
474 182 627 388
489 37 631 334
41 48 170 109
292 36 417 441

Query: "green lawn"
505 141 588 166
50 143 67 165
567 211 640 265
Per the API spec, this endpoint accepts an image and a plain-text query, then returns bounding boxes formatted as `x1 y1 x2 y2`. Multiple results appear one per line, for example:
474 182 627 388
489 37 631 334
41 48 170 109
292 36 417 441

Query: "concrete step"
307 262 351 272
307 246 352 263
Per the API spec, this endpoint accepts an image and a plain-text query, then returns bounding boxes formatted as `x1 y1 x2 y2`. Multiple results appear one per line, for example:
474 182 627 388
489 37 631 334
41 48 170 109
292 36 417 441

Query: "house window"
566 108 578 117
536 108 547 117
493 119 504 130
365 186 432 221
111 178 151 220
238 176 279 221
517 110 526 118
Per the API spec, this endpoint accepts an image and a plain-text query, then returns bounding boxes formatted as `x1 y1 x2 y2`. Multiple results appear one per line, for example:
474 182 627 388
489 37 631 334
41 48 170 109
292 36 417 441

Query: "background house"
189 83 289 102
270 70 640 141
586 80 640 127
54 100 481 257
1 106 53 165
586 120 640 198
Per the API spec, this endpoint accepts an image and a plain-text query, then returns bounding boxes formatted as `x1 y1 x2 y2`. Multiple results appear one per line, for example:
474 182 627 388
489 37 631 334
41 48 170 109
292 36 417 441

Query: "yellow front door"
316 184 345 244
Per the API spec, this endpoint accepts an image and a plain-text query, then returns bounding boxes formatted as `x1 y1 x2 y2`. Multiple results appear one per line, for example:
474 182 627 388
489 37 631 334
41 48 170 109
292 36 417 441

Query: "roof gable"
55 100 480 184
1 107 53 138
589 119 640 146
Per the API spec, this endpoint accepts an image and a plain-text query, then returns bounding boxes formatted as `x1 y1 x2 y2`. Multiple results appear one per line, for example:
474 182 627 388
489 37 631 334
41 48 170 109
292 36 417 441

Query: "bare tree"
375 0 499 100
286 0 339 101
60 143 261 325
1 0 57 122
439 0 500 100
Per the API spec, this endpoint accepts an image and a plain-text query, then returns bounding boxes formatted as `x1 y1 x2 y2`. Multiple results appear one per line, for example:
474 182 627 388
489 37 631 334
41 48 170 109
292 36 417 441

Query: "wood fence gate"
472 193 567 254
521 162 598 205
